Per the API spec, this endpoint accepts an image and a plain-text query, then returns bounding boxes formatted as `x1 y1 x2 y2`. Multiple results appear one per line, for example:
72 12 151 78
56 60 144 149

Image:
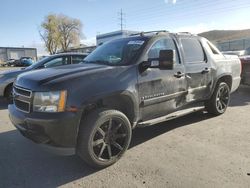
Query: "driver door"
138 37 187 121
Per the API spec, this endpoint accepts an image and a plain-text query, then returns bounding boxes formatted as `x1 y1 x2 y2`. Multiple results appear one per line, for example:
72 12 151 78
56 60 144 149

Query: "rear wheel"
77 109 132 168
205 82 230 115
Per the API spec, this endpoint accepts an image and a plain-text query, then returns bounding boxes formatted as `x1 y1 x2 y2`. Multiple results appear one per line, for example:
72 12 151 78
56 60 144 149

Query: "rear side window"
72 55 86 64
181 38 205 63
44 57 70 68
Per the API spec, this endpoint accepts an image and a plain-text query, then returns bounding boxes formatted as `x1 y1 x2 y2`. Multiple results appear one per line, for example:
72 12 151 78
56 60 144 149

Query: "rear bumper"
8 104 82 149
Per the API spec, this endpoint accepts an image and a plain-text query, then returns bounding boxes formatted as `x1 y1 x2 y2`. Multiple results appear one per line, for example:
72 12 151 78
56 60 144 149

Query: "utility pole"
118 9 125 31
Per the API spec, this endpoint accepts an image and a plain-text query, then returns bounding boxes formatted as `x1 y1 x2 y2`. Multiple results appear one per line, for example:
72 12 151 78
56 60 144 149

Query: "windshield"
84 38 147 66
25 56 51 70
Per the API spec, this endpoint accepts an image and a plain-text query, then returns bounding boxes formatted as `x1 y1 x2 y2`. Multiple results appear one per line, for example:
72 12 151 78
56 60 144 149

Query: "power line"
126 2 250 26
87 1 250 34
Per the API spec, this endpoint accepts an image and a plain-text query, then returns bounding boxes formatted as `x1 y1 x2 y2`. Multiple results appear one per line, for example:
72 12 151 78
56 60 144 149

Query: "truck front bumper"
8 104 82 154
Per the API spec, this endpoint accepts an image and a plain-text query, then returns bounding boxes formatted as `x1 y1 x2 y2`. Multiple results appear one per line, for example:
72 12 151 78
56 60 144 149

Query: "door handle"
201 68 210 74
174 71 185 78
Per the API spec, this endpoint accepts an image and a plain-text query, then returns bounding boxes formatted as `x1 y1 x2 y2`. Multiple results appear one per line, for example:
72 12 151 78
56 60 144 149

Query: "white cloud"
165 0 177 4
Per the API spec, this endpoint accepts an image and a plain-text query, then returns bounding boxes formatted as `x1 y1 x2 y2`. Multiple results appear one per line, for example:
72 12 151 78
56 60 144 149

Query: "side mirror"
148 50 175 70
159 50 175 70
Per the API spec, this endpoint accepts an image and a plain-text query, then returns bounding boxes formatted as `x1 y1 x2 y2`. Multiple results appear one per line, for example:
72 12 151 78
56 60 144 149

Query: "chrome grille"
13 86 32 113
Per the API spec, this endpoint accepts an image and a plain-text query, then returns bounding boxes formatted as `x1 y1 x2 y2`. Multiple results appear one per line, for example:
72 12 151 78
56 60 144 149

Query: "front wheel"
205 82 230 115
5 85 13 104
77 109 132 169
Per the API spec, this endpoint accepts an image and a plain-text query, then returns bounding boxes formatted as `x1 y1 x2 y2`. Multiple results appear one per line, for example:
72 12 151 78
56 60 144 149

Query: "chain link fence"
216 38 250 51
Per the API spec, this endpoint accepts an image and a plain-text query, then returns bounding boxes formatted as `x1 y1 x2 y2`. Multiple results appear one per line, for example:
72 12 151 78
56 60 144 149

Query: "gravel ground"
0 86 250 188
0 67 20 72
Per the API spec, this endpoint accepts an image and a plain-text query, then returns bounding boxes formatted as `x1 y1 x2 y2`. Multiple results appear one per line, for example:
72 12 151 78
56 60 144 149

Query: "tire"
77 108 132 169
205 82 230 115
5 85 13 104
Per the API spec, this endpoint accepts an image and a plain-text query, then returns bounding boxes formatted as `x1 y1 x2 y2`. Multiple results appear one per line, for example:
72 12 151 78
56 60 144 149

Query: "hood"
15 63 112 89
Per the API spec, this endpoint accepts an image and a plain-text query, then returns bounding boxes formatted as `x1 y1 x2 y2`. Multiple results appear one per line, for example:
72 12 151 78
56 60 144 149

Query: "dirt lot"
0 86 250 188
0 67 20 72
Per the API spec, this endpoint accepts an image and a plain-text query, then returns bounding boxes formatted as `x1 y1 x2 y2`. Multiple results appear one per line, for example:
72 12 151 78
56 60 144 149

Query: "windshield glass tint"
84 38 146 65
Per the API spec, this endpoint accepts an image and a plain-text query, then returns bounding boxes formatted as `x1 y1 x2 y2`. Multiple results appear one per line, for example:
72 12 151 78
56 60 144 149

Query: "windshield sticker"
128 40 145 45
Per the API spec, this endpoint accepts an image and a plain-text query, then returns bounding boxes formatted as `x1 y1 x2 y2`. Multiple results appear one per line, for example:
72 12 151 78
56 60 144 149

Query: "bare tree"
39 14 60 54
40 14 83 54
57 14 82 52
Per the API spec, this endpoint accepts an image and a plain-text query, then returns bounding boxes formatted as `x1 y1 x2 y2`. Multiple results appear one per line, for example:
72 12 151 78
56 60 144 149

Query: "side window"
72 55 86 64
148 38 179 63
181 38 205 63
44 57 70 68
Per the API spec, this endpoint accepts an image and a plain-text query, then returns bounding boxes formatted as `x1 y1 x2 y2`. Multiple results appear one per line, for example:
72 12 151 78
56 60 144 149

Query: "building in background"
96 30 139 45
62 44 96 54
0 47 37 63
64 30 139 54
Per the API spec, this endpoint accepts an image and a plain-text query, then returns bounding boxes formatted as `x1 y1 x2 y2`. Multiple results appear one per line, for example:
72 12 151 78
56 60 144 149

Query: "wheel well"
4 83 13 97
83 95 136 125
217 75 232 89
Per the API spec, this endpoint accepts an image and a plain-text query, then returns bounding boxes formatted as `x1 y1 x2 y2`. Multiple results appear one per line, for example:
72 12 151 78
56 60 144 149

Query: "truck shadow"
0 86 248 187
130 111 213 148
0 130 96 188
0 98 8 110
0 111 214 188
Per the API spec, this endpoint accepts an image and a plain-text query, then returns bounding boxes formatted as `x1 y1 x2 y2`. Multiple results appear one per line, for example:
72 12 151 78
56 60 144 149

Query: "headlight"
33 90 67 112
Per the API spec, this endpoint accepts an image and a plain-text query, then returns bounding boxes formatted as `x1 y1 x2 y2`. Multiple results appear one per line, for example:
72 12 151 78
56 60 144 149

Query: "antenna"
118 9 125 31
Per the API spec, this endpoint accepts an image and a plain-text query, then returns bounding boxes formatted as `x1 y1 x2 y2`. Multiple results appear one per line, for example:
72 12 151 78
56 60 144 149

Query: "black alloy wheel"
215 83 230 113
91 117 129 161
205 82 230 115
77 109 132 168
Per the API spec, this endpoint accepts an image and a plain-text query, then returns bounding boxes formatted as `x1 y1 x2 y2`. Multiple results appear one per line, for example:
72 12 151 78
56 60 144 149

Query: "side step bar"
137 106 205 127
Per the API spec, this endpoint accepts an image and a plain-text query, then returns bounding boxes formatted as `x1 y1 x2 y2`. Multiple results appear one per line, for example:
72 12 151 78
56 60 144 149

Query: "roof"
54 52 89 56
96 30 139 40
0 47 37 50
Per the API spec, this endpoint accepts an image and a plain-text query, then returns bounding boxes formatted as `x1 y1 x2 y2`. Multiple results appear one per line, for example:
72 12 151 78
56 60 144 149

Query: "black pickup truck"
9 31 241 168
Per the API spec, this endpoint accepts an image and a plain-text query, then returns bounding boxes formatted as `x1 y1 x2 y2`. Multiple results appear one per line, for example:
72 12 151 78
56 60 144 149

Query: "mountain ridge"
198 29 250 42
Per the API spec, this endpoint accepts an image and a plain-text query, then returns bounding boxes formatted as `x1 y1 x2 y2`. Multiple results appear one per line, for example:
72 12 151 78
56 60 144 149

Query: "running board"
137 106 205 127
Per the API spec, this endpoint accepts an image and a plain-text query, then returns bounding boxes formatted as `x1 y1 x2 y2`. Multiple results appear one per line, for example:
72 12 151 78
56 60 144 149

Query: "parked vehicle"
8 31 241 168
222 50 245 56
4 59 16 66
0 53 88 101
240 48 250 85
13 57 34 67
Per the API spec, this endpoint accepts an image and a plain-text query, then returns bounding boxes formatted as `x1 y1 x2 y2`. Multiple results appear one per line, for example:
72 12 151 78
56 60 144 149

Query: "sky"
0 0 250 55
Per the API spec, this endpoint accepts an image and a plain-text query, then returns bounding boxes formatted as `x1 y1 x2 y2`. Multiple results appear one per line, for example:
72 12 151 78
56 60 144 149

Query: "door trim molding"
141 90 188 107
